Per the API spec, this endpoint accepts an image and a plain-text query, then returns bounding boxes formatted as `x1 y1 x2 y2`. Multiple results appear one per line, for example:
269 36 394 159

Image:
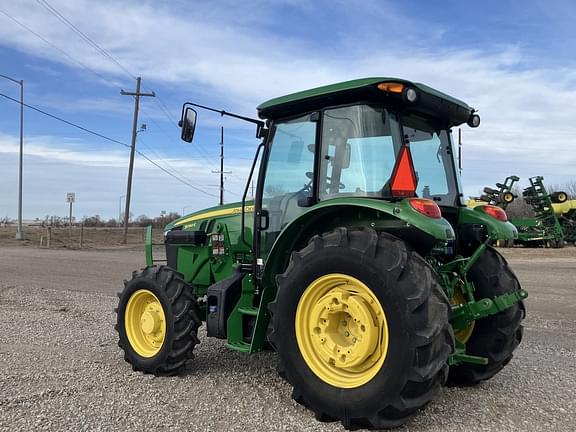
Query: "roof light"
390 146 418 197
409 198 442 219
377 82 404 93
403 87 418 103
479 205 508 222
468 113 481 128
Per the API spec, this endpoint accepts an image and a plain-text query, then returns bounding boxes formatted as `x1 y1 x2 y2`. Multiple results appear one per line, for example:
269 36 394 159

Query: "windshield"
319 104 459 205
402 114 458 205
320 105 400 197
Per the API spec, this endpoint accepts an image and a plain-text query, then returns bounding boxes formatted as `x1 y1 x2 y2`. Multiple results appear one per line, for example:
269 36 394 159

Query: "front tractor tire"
447 246 525 386
115 266 201 376
269 228 453 430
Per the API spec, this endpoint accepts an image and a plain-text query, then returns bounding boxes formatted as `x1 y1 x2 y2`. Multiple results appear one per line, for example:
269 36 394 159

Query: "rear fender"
458 206 518 240
262 198 455 289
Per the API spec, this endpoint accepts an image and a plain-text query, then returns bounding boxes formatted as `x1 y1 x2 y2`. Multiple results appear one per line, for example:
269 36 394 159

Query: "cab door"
258 113 318 259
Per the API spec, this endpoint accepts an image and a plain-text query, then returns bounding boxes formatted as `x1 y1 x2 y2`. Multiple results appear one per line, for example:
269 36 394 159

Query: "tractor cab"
254 80 473 255
256 78 475 209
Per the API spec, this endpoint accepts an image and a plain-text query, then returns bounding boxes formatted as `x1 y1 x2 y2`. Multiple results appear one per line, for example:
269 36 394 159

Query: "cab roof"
257 77 473 124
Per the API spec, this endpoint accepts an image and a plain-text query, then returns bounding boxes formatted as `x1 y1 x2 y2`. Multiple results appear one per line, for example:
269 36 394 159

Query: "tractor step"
226 340 251 353
238 306 259 316
449 351 488 365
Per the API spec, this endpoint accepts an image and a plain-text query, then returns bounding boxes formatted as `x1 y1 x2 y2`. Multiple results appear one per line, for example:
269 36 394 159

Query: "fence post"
47 227 52 249
80 223 84 249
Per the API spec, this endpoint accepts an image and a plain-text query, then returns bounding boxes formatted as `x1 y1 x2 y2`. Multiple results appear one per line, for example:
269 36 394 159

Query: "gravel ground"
0 246 575 431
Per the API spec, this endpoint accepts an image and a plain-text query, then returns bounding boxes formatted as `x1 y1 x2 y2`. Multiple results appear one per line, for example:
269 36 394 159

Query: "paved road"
0 246 575 431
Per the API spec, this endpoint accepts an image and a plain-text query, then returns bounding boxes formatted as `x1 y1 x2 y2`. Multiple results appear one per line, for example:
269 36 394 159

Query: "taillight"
408 198 442 219
479 205 508 222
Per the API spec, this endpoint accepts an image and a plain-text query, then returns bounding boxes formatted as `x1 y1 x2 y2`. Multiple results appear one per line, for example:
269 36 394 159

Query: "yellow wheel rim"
450 289 475 344
125 289 166 357
295 274 389 388
503 192 514 203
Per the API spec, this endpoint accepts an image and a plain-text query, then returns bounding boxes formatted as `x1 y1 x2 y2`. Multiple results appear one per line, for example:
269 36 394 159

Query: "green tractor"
115 78 527 429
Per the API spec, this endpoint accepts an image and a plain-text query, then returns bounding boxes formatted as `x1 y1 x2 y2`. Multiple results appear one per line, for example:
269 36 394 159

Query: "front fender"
458 206 518 240
262 198 455 289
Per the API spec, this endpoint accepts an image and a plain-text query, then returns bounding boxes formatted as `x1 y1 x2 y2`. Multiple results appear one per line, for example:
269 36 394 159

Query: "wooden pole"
120 77 155 244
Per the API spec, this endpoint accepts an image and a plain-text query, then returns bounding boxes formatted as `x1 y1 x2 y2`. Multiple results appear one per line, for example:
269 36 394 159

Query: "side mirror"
179 107 197 143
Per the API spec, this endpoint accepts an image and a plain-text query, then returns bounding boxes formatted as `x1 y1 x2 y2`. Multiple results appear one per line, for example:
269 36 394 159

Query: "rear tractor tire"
115 265 201 376
447 246 525 386
269 228 453 429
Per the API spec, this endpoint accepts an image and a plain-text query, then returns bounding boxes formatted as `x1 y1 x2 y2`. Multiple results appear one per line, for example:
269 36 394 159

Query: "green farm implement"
115 78 526 429
478 175 519 208
516 176 565 247
476 175 568 247
554 200 576 244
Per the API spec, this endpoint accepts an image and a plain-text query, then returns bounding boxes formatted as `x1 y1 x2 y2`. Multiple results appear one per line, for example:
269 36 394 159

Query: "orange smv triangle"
390 145 417 197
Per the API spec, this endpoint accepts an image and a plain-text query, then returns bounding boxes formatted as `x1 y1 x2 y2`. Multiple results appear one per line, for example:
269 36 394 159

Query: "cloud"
0 0 574 214
0 132 252 218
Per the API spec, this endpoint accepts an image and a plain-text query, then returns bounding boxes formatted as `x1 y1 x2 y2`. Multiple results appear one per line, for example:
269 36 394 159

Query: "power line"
35 1 223 168
3 3 229 196
139 106 220 171
0 91 218 198
135 151 217 198
0 8 119 87
7 2 223 172
34 0 136 80
29 1 223 172
34 0 173 120
0 91 130 148
0 9 201 185
153 97 179 125
1 6 220 186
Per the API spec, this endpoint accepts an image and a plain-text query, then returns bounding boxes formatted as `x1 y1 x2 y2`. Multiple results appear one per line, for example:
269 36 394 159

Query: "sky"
0 0 575 221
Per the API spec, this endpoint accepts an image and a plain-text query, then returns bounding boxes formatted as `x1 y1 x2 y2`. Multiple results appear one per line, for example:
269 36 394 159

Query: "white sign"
67 192 75 203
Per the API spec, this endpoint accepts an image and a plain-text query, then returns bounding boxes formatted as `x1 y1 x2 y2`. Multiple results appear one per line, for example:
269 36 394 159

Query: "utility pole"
211 126 231 205
120 77 155 244
0 74 24 239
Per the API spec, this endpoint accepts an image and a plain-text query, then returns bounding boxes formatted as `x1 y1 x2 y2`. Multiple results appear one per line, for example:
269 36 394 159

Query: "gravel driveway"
0 246 575 431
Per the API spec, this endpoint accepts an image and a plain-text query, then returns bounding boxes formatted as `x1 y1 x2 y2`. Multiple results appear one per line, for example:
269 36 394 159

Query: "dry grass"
0 226 165 249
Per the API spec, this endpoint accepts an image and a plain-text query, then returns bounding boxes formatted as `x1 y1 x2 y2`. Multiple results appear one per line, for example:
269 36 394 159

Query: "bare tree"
504 186 534 219
547 180 576 199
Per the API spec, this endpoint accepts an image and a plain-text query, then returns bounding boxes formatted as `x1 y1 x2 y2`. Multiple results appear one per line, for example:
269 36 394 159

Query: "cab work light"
403 87 418 103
